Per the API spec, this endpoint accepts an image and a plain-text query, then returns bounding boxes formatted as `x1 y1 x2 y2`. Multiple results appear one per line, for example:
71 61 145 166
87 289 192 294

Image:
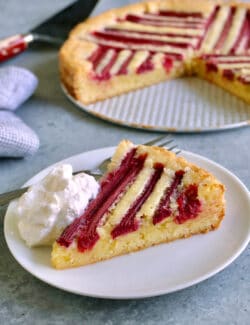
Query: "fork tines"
143 135 180 155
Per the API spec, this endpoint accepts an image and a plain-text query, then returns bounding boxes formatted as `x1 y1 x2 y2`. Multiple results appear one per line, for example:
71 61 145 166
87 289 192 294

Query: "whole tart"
60 0 250 105
51 140 225 269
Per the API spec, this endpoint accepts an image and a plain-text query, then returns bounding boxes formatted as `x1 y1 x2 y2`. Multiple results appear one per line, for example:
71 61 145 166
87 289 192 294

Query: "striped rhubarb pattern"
201 6 250 54
58 147 202 251
85 10 211 80
83 5 250 82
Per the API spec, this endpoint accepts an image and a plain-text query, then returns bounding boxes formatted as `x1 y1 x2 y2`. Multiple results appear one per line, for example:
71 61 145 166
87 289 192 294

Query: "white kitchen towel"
0 66 38 111
0 66 39 157
0 110 39 157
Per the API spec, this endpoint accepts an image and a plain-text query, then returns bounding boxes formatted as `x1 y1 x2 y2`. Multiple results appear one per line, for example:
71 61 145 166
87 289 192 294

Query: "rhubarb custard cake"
51 140 225 269
60 0 250 105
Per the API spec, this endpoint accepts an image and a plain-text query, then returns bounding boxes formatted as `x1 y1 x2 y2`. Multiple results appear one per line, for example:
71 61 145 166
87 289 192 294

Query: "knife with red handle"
0 34 33 62
0 0 98 63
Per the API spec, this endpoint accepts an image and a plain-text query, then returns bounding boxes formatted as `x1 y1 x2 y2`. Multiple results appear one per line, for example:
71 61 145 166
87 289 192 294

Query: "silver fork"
0 135 180 207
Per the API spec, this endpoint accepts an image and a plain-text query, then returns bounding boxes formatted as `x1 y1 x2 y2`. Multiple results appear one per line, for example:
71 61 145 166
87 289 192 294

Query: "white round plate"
62 79 250 133
4 147 250 299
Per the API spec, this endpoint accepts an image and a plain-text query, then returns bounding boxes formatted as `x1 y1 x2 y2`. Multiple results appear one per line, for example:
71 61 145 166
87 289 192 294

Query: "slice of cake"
51 140 225 269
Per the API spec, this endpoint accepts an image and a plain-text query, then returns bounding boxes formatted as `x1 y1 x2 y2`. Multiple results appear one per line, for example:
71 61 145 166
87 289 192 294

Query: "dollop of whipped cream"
16 164 99 247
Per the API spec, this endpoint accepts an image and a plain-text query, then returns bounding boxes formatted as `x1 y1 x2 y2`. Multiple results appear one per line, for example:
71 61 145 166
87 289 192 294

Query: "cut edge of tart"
51 140 225 269
194 54 250 104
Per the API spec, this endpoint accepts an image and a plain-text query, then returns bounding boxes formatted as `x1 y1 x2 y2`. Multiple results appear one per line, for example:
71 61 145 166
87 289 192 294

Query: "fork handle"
0 34 34 62
0 187 28 206
0 169 102 207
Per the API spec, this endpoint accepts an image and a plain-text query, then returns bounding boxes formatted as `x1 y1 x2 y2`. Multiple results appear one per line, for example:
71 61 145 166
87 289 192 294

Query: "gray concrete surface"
0 1 249 324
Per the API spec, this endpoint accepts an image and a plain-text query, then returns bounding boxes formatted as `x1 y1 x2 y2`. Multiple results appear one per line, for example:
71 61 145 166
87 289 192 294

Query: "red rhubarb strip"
158 11 204 19
92 31 192 49
163 55 173 73
222 69 235 80
206 61 218 72
124 14 203 29
94 49 118 80
175 184 201 224
200 53 225 59
246 11 250 51
231 11 250 53
144 13 205 22
153 170 185 225
117 51 134 75
101 50 118 75
201 54 250 64
57 217 82 247
111 163 164 239
105 28 199 39
214 7 235 51
100 148 136 189
136 54 154 74
196 6 220 50
88 46 108 70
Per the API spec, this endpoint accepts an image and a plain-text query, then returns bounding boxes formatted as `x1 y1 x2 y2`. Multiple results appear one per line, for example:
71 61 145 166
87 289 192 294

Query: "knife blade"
0 0 98 62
